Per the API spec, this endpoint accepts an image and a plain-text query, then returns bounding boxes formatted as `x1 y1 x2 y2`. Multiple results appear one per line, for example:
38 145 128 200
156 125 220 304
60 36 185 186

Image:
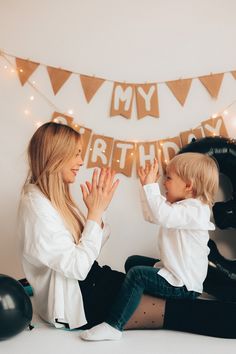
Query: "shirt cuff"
81 219 103 242
101 223 110 247
143 183 161 196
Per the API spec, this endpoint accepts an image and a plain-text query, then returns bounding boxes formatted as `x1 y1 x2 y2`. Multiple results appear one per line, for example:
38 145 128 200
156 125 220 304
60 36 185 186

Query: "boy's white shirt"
140 183 215 293
18 184 110 329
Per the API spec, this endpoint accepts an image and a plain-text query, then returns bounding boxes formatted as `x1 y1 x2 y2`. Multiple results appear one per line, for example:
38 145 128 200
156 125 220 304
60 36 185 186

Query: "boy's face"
163 170 188 203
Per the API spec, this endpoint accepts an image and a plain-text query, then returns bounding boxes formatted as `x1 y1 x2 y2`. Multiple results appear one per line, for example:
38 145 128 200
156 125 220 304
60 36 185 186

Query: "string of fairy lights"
0 51 236 136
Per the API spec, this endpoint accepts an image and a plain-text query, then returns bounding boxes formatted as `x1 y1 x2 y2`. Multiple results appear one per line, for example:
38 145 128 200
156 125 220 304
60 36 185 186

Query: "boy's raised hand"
138 158 159 186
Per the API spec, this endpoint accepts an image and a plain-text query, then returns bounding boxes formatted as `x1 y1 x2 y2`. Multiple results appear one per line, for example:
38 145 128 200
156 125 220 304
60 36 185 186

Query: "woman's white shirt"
18 184 110 329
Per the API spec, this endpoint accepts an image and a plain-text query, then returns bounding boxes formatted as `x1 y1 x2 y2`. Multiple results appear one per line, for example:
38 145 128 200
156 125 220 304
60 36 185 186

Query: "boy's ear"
185 180 193 192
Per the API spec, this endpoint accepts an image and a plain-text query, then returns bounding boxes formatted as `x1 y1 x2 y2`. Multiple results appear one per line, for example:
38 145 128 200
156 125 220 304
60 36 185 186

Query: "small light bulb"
35 121 42 128
68 109 74 115
32 80 36 84
117 159 120 163
79 128 85 134
4 65 8 69
53 118 59 123
30 96 34 101
19 69 23 73
223 110 228 115
24 109 30 115
212 113 218 118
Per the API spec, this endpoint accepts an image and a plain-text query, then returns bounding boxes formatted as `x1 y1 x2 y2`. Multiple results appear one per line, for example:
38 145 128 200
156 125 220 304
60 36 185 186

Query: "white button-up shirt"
18 184 110 329
140 183 215 293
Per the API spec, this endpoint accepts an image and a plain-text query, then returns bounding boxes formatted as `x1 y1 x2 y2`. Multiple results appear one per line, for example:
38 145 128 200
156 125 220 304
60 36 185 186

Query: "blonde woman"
19 122 236 339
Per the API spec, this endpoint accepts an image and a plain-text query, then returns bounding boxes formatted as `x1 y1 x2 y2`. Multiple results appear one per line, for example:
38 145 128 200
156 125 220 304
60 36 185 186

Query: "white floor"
1 298 236 354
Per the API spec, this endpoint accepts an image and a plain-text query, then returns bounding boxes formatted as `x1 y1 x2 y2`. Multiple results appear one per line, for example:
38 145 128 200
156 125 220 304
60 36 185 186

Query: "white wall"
0 0 236 279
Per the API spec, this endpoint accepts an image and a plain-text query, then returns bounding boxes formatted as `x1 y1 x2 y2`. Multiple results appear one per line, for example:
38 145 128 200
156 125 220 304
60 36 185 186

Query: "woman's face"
61 140 83 184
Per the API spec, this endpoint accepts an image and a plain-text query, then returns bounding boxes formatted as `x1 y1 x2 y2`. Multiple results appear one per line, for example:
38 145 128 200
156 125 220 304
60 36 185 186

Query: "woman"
18 122 236 338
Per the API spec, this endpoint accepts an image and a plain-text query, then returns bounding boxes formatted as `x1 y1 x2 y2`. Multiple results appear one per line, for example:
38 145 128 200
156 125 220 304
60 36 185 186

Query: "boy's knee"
126 266 143 281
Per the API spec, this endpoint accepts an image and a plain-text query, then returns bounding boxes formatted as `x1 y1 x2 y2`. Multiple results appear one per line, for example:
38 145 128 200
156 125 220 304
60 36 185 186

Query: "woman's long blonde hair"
25 122 84 243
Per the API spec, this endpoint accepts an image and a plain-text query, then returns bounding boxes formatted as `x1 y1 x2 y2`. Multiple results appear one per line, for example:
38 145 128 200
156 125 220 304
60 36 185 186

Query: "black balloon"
0 274 32 340
203 264 236 302
178 136 236 229
208 239 236 280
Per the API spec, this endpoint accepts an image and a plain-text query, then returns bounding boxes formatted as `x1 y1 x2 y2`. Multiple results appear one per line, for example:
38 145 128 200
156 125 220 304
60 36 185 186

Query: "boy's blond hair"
166 152 219 205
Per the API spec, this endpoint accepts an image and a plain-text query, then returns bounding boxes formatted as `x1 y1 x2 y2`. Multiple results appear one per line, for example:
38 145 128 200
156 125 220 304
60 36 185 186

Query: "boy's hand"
138 158 160 186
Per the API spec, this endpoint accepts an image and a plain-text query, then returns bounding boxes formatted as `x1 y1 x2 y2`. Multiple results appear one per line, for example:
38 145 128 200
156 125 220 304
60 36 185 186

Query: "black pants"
78 261 125 329
164 298 236 338
78 261 236 338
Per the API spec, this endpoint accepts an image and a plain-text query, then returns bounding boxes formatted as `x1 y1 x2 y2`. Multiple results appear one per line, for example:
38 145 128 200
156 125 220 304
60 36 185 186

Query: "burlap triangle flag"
47 66 72 95
15 58 40 86
198 73 224 98
231 71 236 80
80 75 105 103
166 78 192 106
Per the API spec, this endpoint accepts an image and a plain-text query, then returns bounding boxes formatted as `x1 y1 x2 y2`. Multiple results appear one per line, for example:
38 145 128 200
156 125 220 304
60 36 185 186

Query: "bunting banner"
166 78 192 106
86 134 114 168
51 112 229 177
202 116 228 137
199 73 224 99
0 52 233 119
179 126 204 146
231 71 236 80
80 75 105 103
47 66 72 95
135 83 159 119
136 141 159 172
110 82 135 118
15 58 39 86
158 136 182 172
111 140 136 176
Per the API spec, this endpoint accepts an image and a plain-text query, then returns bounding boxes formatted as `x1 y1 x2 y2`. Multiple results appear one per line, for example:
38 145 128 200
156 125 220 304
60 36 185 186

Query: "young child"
80 152 219 341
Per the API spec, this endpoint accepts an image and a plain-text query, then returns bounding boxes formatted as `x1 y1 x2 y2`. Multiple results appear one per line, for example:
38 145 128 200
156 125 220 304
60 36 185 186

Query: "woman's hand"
80 168 119 226
138 158 160 186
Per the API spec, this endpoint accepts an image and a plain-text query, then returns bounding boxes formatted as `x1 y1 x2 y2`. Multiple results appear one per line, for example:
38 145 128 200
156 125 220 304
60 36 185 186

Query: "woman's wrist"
87 211 103 226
